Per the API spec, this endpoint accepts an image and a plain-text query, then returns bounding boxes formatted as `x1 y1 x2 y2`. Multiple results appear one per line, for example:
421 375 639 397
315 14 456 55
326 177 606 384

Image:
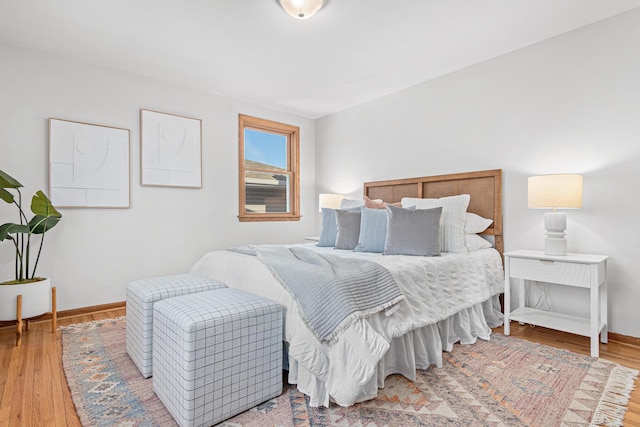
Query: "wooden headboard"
364 169 503 255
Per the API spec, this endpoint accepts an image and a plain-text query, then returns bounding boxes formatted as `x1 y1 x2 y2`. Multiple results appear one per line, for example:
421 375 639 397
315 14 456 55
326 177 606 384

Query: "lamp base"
545 236 567 256
544 212 567 256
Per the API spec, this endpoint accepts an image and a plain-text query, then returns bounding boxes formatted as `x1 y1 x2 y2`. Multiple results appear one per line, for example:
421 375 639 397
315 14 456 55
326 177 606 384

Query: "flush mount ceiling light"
277 0 327 19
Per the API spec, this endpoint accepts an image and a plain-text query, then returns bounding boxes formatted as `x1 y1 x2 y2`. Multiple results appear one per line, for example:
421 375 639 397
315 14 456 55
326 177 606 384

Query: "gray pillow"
335 208 362 250
384 204 442 256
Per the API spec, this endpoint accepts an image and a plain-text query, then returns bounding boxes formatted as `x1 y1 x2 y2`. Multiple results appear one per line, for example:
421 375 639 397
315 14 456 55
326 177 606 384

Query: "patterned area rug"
62 317 638 426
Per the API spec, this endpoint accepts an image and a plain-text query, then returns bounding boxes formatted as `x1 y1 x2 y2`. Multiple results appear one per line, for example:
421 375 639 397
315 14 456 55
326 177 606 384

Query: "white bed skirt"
287 296 503 407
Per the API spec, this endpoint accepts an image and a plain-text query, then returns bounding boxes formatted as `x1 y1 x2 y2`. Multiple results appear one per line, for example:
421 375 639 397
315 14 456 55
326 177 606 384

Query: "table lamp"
528 174 583 256
318 193 344 212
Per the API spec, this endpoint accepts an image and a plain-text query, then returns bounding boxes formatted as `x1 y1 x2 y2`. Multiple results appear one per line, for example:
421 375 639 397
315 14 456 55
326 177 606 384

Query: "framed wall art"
49 118 130 208
140 109 202 188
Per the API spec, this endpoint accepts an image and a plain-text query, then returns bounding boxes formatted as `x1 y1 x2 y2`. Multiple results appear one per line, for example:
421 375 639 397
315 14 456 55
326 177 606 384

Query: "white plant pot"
0 278 52 321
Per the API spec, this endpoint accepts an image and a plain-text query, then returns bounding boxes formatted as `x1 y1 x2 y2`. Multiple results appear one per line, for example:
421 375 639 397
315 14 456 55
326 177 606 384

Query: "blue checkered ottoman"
152 288 283 427
126 273 226 378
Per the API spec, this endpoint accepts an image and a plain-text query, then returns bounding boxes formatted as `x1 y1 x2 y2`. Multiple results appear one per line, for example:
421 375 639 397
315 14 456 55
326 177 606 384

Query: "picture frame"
49 118 130 208
140 109 202 188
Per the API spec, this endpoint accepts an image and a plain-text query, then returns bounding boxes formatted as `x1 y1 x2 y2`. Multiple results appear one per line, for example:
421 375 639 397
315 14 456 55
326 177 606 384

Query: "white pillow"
464 212 493 234
339 198 365 209
402 194 470 253
465 234 493 251
339 198 383 209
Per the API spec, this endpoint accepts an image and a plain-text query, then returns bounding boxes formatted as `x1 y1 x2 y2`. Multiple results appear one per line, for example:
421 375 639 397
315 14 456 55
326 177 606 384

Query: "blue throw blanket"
230 245 404 343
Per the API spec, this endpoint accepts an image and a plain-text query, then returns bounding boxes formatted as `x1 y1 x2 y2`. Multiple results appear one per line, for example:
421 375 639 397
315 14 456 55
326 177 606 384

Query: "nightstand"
504 249 608 357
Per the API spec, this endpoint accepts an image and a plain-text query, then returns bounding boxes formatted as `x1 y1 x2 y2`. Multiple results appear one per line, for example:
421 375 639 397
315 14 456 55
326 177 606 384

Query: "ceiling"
1 0 639 119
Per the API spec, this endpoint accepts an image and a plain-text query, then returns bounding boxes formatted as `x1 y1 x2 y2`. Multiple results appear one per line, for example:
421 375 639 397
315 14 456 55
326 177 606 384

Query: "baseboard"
2 301 639 348
0 301 126 328
609 332 640 348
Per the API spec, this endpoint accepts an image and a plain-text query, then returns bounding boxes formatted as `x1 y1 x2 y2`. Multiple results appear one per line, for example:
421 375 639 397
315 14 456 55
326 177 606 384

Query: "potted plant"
0 169 62 322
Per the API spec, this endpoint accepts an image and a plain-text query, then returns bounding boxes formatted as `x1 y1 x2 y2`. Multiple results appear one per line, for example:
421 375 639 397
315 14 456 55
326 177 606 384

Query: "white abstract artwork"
140 109 202 188
49 119 130 208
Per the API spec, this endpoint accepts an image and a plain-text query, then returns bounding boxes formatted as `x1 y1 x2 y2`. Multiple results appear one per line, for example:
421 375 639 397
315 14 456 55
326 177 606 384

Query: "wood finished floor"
0 308 638 426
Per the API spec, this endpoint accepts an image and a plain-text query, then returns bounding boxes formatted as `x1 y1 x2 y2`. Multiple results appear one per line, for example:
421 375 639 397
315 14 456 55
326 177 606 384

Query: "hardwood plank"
0 328 16 427
49 347 68 427
7 336 26 426
47 323 70 427
19 330 36 427
34 329 54 427
41 352 55 427
0 308 638 426
0 329 11 408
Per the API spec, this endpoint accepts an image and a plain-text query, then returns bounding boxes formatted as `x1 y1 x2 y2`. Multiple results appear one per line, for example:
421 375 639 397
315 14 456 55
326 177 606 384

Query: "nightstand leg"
590 265 599 357
600 278 608 344
504 262 511 335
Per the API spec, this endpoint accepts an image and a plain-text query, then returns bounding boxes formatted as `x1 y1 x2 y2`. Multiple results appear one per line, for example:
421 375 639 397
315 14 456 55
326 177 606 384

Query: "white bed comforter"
190 244 504 407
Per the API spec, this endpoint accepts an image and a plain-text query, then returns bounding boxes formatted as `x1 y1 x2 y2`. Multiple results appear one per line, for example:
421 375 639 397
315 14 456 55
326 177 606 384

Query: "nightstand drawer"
509 257 591 288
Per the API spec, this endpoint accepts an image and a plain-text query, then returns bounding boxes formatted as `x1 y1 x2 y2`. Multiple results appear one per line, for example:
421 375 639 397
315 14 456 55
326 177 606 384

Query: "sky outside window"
244 129 287 170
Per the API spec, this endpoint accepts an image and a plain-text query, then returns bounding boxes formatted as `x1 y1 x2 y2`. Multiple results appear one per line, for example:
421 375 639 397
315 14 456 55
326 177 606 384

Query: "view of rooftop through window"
238 114 299 221
243 128 289 214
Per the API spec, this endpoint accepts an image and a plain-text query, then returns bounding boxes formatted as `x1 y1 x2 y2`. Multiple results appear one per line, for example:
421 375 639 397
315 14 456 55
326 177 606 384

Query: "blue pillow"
355 206 416 253
354 208 387 253
317 207 361 247
317 208 339 247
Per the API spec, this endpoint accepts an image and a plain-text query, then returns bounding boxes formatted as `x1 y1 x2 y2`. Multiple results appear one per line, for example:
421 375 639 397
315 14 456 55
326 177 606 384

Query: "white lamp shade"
277 0 326 19
319 193 344 212
528 174 583 209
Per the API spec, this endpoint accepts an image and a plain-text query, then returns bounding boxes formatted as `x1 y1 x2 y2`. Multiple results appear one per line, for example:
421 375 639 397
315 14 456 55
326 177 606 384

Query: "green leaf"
29 215 60 234
0 169 23 189
31 191 61 218
0 188 14 204
0 223 30 241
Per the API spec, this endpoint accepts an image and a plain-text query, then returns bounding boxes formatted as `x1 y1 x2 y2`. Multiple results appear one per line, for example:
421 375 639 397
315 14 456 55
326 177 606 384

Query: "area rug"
62 317 638 426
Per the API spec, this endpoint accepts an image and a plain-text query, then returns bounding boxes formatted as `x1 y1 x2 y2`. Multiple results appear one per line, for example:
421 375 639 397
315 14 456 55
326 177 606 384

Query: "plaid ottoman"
152 288 283 427
126 273 226 378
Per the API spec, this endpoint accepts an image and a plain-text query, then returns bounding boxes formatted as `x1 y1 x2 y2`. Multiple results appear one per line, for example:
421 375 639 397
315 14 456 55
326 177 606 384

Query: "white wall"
315 10 640 338
0 43 316 311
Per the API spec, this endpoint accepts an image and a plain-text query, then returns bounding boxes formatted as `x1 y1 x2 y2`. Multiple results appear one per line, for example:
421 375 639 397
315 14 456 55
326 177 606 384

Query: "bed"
191 169 505 408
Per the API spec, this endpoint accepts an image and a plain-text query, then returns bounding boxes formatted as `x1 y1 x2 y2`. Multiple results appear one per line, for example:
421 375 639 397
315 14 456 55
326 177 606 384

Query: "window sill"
238 214 301 222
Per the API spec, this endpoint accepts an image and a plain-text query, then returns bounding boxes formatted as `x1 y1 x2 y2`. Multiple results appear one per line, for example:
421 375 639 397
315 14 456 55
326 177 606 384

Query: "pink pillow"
364 195 402 209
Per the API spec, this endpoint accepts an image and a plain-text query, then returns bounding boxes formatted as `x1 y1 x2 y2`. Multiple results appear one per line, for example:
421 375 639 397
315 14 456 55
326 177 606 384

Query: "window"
238 114 300 222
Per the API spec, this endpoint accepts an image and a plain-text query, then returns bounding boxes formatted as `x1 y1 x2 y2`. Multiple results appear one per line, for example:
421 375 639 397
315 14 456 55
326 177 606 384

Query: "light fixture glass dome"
277 0 326 19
